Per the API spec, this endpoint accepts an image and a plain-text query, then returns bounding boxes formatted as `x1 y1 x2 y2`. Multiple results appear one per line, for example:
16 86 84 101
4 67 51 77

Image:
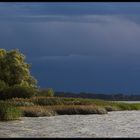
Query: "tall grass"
30 97 110 106
19 106 56 117
6 96 113 106
5 96 140 118
19 105 107 117
0 101 22 121
7 98 34 106
51 105 107 115
7 97 140 109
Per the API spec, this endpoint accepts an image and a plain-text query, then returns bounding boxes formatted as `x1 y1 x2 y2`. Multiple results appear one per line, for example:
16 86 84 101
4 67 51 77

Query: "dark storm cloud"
1 2 140 93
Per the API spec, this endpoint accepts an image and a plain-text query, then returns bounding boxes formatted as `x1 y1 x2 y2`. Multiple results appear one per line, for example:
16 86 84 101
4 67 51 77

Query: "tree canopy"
0 49 37 88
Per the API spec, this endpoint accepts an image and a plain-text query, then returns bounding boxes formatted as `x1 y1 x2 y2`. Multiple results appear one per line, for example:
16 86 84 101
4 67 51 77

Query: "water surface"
0 111 140 137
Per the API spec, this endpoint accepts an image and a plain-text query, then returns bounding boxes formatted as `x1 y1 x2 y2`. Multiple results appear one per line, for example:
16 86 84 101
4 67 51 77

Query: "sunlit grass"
19 105 107 117
2 96 140 118
0 101 22 121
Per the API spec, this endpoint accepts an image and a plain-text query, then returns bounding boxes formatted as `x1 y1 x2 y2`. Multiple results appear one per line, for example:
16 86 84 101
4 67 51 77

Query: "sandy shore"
0 110 140 138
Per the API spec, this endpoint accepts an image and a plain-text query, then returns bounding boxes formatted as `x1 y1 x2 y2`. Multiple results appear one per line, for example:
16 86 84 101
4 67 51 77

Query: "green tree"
38 88 54 97
0 49 37 87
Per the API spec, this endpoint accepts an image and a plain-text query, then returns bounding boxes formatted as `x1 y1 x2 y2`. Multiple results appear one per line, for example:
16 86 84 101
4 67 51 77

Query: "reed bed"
2 97 140 119
19 105 107 117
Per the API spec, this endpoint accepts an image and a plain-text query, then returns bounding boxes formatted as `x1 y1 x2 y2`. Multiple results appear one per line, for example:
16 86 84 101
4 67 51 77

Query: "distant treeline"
55 92 140 101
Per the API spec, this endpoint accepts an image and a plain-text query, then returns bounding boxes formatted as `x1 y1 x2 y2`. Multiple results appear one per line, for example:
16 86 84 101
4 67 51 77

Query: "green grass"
19 105 107 117
30 96 112 106
1 96 140 118
19 106 56 117
109 102 140 110
31 97 140 111
50 105 107 115
6 96 140 110
0 101 22 121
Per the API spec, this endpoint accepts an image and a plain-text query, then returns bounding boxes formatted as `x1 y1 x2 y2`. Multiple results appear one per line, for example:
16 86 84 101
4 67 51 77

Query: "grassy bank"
0 101 22 121
7 96 140 110
19 105 107 117
1 97 140 119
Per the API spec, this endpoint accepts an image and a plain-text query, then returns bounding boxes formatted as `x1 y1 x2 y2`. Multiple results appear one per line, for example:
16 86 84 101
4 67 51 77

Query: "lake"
0 110 140 137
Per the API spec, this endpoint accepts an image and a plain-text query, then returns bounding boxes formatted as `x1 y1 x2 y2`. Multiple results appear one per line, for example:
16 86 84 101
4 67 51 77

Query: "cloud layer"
1 2 140 93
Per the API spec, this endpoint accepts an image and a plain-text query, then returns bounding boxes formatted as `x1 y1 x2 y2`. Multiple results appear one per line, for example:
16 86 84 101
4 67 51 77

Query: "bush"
37 88 54 97
0 85 37 100
0 102 22 121
0 80 7 91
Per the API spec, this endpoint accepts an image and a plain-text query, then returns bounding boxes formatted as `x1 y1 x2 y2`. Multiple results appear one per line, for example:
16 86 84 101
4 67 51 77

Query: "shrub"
0 102 22 121
0 80 7 91
37 88 54 97
46 88 54 97
0 85 37 100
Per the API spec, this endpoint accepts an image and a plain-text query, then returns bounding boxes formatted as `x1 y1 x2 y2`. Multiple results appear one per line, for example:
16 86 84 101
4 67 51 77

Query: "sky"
1 2 140 94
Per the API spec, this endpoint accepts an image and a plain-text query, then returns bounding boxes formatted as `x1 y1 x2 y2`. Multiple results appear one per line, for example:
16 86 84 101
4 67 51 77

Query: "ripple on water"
0 111 140 137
